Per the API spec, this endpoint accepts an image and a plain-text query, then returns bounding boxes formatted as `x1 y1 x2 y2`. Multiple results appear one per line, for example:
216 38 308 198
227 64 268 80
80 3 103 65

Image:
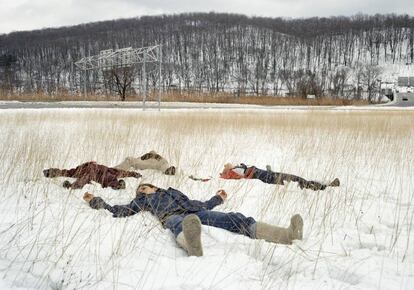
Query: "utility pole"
158 45 162 110
142 51 147 110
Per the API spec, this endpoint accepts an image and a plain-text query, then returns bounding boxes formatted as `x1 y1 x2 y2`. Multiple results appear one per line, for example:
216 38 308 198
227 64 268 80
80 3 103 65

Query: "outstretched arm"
166 187 226 210
83 192 147 217
192 190 227 210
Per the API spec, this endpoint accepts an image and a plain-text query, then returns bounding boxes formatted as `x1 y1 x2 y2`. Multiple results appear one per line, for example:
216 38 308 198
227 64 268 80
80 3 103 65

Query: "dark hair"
136 183 158 195
138 183 157 189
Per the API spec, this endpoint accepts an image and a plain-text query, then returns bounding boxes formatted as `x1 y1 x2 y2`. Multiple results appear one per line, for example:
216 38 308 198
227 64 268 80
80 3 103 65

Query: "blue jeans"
164 210 256 238
252 167 326 190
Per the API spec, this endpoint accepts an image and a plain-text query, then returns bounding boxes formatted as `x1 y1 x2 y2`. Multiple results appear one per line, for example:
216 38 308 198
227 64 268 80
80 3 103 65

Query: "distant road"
385 93 414 107
0 99 412 110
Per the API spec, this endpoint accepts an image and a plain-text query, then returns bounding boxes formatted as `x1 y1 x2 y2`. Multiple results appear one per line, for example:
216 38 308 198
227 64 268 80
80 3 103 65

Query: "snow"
0 108 413 289
1 100 414 111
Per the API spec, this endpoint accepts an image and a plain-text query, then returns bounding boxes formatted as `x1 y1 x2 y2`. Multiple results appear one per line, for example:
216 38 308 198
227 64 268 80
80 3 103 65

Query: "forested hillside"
1 12 413 100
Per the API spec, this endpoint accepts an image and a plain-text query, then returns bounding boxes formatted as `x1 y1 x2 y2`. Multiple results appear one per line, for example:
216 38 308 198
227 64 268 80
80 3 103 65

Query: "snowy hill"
1 13 414 99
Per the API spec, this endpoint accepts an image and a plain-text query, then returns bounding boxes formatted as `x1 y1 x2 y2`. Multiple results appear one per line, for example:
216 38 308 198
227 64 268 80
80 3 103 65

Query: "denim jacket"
101 187 223 221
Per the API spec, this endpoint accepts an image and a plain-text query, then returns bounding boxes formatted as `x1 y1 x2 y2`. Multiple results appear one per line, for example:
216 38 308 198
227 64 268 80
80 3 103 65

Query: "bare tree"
361 64 382 102
104 67 136 101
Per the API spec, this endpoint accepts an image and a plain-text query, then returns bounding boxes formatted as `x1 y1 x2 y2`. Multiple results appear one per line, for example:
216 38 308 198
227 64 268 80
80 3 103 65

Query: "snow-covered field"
0 108 413 289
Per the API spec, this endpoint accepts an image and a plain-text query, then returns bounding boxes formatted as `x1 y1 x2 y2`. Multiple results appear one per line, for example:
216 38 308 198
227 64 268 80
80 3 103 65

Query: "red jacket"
220 166 255 179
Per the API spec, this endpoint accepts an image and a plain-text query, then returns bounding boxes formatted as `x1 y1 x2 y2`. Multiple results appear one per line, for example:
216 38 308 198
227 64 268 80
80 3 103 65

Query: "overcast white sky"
1 0 413 34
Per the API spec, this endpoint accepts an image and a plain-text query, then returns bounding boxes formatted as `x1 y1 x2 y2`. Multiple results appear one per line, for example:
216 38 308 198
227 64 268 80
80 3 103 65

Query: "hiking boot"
290 214 303 240
165 166 176 175
141 150 162 161
181 214 203 256
329 178 340 187
141 152 155 160
254 214 304 245
255 222 292 244
303 182 326 191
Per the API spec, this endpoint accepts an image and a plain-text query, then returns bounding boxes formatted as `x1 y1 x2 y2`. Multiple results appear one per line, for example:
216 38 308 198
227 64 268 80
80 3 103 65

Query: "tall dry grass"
0 109 413 289
0 90 372 106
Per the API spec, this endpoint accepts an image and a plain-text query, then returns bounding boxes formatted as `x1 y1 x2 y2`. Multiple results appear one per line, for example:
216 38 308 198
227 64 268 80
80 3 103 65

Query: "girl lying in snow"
220 163 340 191
114 150 176 175
43 161 141 190
43 151 175 190
83 184 304 257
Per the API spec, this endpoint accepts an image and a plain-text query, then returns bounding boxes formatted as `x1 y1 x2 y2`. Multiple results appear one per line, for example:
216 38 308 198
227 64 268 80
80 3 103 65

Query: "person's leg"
275 172 327 191
194 210 303 245
254 214 303 245
164 215 185 237
113 169 142 179
251 167 279 184
194 210 257 238
165 214 203 256
67 176 92 189
113 157 135 170
116 156 166 172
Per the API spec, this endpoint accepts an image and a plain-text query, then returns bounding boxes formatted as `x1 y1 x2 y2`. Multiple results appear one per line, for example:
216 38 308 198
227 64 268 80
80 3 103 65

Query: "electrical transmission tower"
75 45 162 109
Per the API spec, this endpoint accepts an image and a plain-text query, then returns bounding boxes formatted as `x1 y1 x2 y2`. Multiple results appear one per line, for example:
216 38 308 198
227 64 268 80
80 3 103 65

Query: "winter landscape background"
0 108 413 289
1 6 414 290
1 13 414 100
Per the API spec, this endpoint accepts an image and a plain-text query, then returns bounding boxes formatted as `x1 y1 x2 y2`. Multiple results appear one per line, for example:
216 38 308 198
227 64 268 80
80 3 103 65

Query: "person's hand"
83 192 94 202
83 192 106 210
216 189 228 201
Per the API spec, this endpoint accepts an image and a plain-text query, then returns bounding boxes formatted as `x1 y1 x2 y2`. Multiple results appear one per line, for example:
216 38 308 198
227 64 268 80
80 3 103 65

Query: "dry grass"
0 90 371 106
0 109 413 289
150 91 372 106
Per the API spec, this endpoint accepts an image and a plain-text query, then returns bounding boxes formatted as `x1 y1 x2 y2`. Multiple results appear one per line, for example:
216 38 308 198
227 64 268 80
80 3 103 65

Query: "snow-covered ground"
0 108 413 289
4 99 414 110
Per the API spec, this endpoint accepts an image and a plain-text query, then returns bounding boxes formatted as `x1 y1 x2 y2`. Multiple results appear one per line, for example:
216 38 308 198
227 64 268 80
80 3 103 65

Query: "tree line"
1 12 413 100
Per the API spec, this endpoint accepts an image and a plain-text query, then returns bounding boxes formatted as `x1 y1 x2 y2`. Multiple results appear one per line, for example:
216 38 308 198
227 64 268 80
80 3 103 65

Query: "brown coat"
43 161 141 189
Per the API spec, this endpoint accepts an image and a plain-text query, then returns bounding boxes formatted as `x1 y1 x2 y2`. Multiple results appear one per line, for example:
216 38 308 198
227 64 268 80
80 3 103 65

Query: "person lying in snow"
83 183 304 257
43 161 142 190
220 163 340 191
114 150 176 175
